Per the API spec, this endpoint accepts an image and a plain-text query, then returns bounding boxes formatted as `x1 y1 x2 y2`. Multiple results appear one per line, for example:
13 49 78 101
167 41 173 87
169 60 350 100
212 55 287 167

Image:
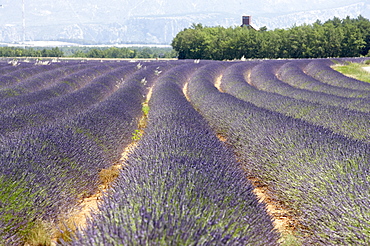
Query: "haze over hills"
0 0 369 45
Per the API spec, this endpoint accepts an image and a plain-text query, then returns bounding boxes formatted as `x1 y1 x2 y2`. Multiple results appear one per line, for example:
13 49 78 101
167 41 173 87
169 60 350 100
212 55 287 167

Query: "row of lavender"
0 60 172 244
219 59 370 143
69 63 279 245
187 61 370 245
260 60 370 110
0 63 122 135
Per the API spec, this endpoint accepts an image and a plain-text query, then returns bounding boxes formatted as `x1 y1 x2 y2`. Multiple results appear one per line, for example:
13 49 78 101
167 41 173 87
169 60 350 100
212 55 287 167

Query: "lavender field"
0 57 369 245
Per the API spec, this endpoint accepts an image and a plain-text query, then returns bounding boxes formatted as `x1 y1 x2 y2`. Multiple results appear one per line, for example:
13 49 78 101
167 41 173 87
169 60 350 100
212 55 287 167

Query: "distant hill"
0 0 369 45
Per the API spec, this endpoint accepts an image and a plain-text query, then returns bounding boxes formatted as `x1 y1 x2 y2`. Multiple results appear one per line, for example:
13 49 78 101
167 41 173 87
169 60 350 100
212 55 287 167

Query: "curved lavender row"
277 61 370 99
0 62 122 111
305 59 370 91
0 63 61 89
70 63 278 245
0 63 125 135
187 62 370 245
0 65 91 109
0 62 168 244
0 60 123 96
221 61 370 143
250 61 370 107
0 62 92 101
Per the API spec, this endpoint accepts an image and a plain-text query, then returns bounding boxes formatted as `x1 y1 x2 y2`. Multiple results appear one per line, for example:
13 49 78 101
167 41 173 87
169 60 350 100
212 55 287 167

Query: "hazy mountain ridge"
0 0 369 44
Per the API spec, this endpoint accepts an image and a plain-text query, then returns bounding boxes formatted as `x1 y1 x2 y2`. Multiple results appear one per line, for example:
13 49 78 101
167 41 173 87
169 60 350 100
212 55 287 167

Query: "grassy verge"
333 62 370 83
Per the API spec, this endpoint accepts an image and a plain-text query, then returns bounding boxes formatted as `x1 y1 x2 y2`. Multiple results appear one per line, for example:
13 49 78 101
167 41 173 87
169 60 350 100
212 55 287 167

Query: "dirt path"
245 70 253 85
182 82 190 101
248 177 301 243
51 86 153 245
214 75 223 91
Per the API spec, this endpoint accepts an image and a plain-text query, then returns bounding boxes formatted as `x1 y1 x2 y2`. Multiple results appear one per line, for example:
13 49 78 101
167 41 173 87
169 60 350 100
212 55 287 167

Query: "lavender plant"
0 62 90 102
0 63 129 135
69 63 278 245
0 63 55 89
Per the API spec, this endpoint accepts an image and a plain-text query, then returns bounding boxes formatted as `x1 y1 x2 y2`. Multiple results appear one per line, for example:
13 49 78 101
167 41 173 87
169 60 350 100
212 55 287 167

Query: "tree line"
0 46 177 58
67 47 177 58
171 16 370 60
0 47 64 57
